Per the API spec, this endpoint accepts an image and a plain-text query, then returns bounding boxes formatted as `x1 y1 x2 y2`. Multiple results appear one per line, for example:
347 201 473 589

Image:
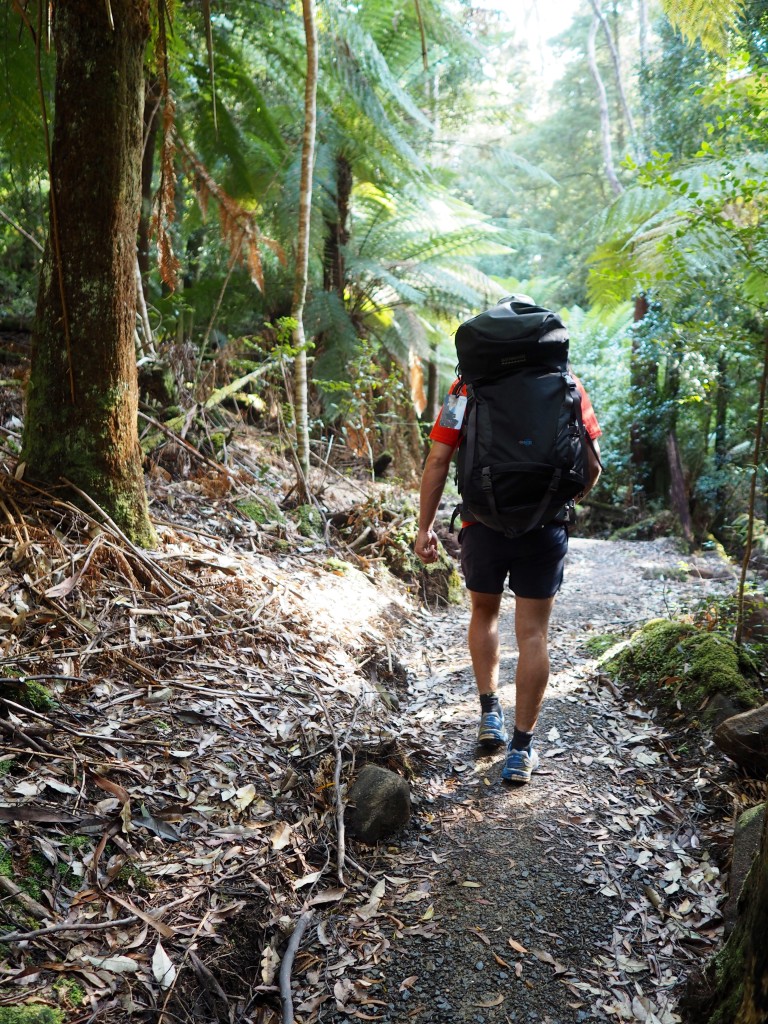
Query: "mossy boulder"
680 811 768 1024
294 503 325 538
603 619 762 721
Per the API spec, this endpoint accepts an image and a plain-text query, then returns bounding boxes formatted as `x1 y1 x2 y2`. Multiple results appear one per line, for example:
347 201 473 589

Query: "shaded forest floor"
0 419 761 1024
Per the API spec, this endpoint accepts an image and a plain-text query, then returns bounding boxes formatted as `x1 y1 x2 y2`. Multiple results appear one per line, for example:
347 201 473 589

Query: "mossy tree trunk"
21 0 155 547
682 811 768 1023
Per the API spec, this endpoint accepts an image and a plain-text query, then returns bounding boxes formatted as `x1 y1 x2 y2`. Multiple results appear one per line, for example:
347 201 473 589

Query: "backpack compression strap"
482 464 564 536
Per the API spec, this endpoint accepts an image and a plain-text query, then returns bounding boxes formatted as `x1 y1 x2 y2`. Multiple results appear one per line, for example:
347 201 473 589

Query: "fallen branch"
138 410 232 478
0 716 58 755
0 876 56 923
0 913 135 944
279 910 314 1024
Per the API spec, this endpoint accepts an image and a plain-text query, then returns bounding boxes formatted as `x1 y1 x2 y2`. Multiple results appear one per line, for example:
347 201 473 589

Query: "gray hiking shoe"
477 706 508 747
501 743 540 783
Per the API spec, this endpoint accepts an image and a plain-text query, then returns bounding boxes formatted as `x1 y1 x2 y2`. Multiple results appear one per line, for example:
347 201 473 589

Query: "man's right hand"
415 527 439 564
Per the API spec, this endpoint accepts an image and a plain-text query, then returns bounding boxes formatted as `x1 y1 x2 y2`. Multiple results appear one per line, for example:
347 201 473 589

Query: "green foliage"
662 0 745 56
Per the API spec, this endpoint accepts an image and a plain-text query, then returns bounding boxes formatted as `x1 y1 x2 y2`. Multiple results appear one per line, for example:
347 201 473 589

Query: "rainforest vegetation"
2 4 768 1024
1 0 767 565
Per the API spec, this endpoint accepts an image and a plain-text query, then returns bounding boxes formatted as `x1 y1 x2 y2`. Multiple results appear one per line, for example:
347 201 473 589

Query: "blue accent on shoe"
501 743 540 783
477 708 508 747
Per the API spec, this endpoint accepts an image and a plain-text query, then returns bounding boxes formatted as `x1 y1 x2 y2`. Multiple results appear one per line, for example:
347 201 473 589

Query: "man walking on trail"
414 296 602 784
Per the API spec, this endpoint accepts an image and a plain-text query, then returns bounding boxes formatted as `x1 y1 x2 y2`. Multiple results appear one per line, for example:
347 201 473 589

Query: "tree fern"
662 0 745 55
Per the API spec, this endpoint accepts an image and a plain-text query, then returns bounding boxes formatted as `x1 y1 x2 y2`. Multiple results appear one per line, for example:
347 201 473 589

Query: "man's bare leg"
501 595 555 782
467 590 502 695
512 595 556 732
468 590 508 746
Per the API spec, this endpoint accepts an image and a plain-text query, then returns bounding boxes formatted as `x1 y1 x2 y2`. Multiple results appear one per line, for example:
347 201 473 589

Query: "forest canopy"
0 0 766 558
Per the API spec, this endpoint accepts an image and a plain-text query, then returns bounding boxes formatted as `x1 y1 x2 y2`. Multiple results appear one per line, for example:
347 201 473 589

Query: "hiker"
414 296 602 784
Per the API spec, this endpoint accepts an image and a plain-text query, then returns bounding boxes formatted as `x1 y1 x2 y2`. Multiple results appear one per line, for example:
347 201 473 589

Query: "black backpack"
449 297 587 538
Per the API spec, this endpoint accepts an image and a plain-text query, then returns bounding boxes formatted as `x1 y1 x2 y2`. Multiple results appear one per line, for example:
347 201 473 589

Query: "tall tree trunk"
138 74 161 280
22 0 154 546
587 16 623 198
735 329 768 647
323 154 352 298
292 0 318 489
666 430 693 546
681 811 768 1023
588 0 640 158
713 348 729 530
629 294 661 503
424 345 439 427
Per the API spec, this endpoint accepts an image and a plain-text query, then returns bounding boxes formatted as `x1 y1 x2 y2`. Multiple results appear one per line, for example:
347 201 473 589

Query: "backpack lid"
455 298 569 381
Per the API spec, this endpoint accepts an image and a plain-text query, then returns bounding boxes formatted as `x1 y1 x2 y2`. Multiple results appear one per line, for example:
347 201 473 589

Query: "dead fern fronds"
152 93 181 291
177 140 284 292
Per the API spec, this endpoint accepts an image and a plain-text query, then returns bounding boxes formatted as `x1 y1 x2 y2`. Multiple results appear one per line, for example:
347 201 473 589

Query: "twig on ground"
0 914 136 944
279 910 314 1024
0 716 59 754
0 876 57 923
314 686 347 886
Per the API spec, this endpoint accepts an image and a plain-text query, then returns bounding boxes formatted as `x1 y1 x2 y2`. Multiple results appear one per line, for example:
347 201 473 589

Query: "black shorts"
458 522 568 598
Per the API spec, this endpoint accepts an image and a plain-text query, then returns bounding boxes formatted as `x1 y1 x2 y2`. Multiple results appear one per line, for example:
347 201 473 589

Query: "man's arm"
579 435 602 502
414 440 455 564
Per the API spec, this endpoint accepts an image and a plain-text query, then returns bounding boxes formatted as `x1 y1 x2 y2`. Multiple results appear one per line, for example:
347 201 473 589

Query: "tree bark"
587 16 623 198
22 0 155 546
666 430 693 546
138 74 161 280
713 348 729 529
323 154 352 298
588 0 639 159
292 0 319 488
735 329 768 647
629 294 660 502
681 810 768 1023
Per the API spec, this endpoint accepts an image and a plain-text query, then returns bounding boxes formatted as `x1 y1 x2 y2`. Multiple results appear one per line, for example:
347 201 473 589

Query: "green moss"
0 759 13 777
53 978 85 1007
323 557 352 575
59 835 90 851
0 849 12 877
19 853 48 900
584 634 622 657
237 497 285 526
19 680 56 711
295 504 324 538
604 619 762 718
0 1008 65 1024
209 431 228 454
117 862 154 893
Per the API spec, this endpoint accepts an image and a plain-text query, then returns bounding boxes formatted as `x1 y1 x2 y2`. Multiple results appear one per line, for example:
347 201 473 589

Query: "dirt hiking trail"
316 536 738 1024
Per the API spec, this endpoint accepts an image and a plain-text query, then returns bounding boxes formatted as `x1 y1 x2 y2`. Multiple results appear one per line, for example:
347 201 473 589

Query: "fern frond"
662 0 744 55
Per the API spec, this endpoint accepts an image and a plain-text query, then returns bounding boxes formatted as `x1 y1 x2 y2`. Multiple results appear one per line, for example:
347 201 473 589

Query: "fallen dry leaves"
0 441 759 1024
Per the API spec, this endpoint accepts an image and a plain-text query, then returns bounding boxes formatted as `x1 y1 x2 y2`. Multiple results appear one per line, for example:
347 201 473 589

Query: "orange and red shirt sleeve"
571 373 602 440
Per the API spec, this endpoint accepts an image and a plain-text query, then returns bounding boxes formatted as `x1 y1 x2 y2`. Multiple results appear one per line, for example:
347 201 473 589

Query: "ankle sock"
479 692 501 714
511 727 534 751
